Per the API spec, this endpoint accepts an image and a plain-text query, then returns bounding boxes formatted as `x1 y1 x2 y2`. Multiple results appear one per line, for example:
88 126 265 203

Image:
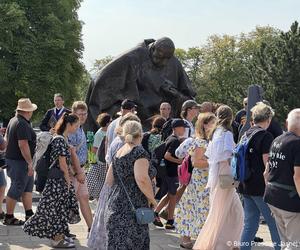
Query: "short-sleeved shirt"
93 128 106 149
264 132 300 212
164 134 181 177
106 136 124 165
238 126 274 196
0 134 4 145
5 115 36 160
106 117 121 148
50 136 71 169
68 127 87 165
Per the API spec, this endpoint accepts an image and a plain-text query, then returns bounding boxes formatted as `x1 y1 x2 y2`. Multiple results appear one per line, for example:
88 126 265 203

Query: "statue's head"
150 37 175 68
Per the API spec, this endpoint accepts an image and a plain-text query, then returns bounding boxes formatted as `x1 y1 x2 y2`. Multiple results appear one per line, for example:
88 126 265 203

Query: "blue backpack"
231 128 264 182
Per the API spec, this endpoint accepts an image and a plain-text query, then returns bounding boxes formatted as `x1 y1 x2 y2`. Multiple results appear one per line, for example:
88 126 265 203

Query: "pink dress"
193 128 244 250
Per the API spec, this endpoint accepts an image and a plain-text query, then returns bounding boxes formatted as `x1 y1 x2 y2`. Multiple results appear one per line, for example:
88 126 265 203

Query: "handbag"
114 164 154 225
219 174 239 189
86 162 107 200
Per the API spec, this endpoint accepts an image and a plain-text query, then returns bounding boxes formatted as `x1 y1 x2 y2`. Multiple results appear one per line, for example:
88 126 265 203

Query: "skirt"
23 178 80 239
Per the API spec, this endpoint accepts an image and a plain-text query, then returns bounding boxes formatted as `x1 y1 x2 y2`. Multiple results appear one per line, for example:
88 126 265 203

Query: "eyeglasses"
76 112 87 117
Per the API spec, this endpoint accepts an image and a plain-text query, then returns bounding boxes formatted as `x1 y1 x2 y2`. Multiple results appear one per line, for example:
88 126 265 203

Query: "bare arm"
134 158 157 207
164 152 182 165
262 153 269 167
105 164 114 187
92 147 98 153
0 141 6 151
18 140 33 176
263 162 270 184
69 146 85 184
293 167 300 196
192 147 208 168
58 155 71 188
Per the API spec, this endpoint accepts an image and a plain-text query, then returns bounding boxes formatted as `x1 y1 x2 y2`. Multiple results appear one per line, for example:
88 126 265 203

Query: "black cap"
121 99 137 110
171 119 189 128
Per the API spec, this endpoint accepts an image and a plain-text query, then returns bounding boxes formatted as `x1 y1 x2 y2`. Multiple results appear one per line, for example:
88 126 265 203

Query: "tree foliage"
0 0 85 122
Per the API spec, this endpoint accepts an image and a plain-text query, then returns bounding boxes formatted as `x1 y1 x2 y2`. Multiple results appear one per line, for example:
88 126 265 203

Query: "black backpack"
97 136 106 163
151 142 167 179
161 119 173 141
35 144 52 192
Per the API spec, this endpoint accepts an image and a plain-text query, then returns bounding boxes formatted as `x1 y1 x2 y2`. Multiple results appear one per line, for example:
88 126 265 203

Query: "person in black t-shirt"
264 109 300 246
4 98 37 226
153 119 188 230
238 102 281 250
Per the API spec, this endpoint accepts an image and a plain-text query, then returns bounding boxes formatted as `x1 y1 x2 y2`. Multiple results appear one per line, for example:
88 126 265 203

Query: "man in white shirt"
106 99 137 149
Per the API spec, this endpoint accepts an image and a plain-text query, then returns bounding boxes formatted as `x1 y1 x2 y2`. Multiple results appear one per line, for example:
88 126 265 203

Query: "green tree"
0 0 85 122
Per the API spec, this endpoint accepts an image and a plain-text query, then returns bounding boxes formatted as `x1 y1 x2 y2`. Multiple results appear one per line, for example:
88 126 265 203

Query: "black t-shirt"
164 134 180 177
6 115 36 160
238 126 274 196
264 132 300 212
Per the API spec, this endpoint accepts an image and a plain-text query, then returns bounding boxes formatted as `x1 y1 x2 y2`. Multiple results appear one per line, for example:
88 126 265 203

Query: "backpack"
178 155 192 185
231 128 264 182
151 142 167 179
97 136 106 163
161 119 173 141
33 132 63 192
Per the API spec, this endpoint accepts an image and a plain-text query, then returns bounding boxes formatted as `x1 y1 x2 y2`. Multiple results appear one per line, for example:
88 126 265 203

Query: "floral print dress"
23 136 80 239
174 137 210 238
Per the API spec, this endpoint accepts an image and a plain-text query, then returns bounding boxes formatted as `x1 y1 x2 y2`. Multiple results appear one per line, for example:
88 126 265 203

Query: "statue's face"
151 47 174 68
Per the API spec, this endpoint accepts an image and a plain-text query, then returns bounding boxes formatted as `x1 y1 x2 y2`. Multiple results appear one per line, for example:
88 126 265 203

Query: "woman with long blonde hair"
174 113 216 249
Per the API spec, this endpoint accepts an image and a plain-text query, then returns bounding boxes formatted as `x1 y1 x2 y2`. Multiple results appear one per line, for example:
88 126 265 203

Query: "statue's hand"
161 79 180 97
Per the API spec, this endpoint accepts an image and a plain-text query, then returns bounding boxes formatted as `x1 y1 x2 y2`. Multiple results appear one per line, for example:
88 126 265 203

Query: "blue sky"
78 0 300 70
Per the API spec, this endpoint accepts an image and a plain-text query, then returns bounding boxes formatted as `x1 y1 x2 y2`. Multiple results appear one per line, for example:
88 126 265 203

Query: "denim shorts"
6 159 34 200
165 176 179 195
0 170 6 187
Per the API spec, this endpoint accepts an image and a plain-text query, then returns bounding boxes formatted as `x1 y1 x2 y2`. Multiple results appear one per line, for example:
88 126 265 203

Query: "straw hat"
16 98 38 112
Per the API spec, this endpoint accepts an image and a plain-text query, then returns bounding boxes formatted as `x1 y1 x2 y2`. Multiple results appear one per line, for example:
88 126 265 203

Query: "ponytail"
54 113 79 135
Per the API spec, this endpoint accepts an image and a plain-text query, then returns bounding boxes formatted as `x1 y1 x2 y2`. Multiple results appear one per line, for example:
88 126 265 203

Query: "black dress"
104 145 156 250
23 137 80 239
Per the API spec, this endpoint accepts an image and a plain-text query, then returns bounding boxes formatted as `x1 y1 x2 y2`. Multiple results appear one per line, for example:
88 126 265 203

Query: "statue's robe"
85 39 196 132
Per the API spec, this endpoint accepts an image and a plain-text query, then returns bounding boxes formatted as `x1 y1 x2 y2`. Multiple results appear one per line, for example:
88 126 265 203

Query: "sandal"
3 217 25 226
0 212 5 220
51 239 75 248
180 241 193 249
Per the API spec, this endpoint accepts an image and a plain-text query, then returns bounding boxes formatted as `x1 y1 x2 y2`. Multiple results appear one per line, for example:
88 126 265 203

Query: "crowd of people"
0 93 300 250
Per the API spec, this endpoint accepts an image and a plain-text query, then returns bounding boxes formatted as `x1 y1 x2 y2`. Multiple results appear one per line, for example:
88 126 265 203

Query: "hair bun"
124 134 134 143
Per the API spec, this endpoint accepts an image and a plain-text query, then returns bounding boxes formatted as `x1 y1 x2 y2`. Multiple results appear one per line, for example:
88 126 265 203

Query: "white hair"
287 109 300 130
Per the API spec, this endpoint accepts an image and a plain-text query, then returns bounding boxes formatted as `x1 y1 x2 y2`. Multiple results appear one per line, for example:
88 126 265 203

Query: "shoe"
65 232 76 239
159 209 168 220
51 239 75 248
64 236 74 244
254 236 264 242
180 241 193 249
165 222 175 230
0 212 4 220
3 216 25 226
153 215 164 227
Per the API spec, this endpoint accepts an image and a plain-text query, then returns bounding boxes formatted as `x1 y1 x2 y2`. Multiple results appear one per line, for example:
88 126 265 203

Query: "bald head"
287 109 300 135
151 37 175 67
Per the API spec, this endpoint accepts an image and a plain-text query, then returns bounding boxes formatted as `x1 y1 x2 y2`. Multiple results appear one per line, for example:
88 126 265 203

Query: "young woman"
174 113 216 249
23 113 81 248
194 105 244 250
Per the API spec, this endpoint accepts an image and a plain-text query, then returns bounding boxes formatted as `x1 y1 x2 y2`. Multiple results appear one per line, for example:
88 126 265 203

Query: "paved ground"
0 197 276 250
1 175 276 249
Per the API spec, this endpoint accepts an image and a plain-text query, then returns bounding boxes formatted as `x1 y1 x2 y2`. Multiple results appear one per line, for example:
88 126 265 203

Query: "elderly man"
160 102 172 121
264 109 300 249
85 37 195 131
4 98 37 225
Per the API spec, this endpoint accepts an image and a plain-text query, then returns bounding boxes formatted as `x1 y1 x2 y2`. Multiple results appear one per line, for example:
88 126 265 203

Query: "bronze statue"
85 37 196 131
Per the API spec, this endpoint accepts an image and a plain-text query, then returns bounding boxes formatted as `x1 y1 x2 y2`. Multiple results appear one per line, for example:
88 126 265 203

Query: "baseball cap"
121 99 137 110
171 119 189 128
181 100 201 111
